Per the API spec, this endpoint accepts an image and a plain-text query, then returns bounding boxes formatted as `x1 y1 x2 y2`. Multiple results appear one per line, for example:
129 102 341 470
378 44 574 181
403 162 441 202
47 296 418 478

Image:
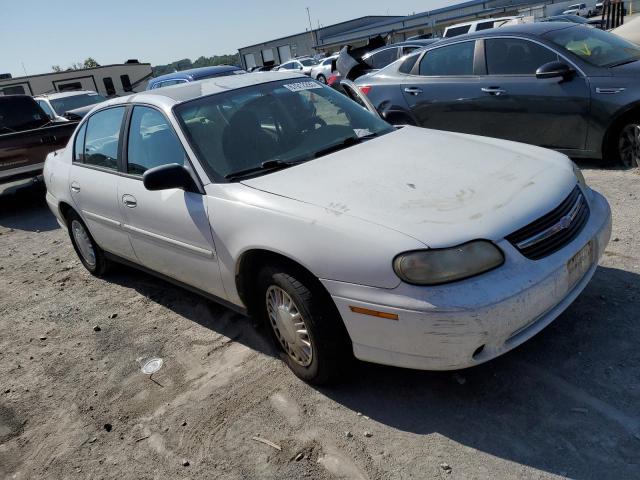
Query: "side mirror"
143 163 198 192
536 61 575 81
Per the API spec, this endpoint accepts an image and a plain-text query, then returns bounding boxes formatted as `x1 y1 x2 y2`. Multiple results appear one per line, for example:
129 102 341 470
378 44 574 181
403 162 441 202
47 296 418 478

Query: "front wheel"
258 264 350 384
612 120 640 168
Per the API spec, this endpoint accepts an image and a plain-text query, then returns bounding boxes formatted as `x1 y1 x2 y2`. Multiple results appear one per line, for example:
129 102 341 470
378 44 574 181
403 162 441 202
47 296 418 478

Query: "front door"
475 37 590 150
69 106 136 260
117 105 224 298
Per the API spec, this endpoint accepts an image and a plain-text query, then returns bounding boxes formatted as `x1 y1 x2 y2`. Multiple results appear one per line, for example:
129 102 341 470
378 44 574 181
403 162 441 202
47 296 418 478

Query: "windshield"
300 58 318 66
0 96 49 132
544 26 640 67
50 93 106 114
174 79 392 181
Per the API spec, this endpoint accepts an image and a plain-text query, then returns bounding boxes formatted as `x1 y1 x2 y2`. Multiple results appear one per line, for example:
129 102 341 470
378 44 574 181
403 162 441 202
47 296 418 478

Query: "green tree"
83 57 100 68
51 65 63 72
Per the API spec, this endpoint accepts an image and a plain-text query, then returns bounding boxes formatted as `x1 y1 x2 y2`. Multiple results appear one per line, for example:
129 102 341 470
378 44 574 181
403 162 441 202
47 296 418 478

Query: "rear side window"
476 21 496 31
398 53 420 74
73 122 87 162
366 48 399 69
444 25 471 38
419 41 475 76
486 38 559 75
126 106 185 175
83 107 125 170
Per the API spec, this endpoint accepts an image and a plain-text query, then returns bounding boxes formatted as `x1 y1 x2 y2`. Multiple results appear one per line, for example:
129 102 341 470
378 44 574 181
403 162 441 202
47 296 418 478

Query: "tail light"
327 74 339 86
359 85 372 96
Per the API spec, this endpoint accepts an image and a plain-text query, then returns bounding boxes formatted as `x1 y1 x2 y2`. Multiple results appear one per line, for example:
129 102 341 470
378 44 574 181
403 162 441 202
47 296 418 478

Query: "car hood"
241 126 577 248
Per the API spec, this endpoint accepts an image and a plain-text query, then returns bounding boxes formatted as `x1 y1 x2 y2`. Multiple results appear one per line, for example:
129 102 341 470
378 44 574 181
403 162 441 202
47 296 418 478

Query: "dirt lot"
0 163 639 480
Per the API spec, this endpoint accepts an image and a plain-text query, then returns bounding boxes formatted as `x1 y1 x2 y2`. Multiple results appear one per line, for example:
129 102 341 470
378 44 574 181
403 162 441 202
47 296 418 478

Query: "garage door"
278 45 292 63
244 53 256 69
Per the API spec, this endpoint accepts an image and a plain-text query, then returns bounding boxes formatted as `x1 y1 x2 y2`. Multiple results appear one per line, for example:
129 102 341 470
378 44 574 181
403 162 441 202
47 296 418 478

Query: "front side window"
419 41 475 76
175 79 392 181
544 26 640 67
127 106 185 175
486 38 559 75
367 48 399 69
83 107 125 170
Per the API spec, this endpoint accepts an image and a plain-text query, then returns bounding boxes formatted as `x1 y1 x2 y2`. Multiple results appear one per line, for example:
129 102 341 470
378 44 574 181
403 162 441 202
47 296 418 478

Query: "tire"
257 263 350 384
317 74 327 84
66 210 111 276
608 116 640 168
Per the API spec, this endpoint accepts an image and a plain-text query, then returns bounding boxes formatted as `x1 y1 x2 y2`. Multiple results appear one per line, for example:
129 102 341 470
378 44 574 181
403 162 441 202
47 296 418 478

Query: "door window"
73 122 87 162
127 106 185 175
485 38 559 75
37 100 56 119
83 107 125 170
366 48 399 69
419 41 475 76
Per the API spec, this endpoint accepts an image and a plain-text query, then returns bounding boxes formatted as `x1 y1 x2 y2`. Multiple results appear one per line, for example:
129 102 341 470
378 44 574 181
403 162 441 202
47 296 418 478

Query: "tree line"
51 54 241 75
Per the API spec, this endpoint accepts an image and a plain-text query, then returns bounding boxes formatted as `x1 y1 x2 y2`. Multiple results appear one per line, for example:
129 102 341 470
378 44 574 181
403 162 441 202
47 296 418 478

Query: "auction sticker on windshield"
283 82 323 92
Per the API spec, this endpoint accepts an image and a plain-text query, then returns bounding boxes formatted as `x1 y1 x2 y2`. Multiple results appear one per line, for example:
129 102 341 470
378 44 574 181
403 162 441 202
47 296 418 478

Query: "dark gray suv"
352 23 640 167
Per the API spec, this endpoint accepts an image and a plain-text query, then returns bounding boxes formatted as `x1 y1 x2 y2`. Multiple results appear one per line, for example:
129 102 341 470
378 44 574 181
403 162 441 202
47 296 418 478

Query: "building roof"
238 15 402 51
0 62 151 83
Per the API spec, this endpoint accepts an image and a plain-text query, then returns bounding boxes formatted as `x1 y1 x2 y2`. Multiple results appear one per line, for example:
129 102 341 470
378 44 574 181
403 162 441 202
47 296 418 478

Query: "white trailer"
0 61 153 97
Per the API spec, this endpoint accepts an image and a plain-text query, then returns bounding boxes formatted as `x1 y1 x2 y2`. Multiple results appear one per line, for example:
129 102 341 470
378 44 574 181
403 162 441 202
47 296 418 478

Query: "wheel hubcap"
266 285 313 367
71 220 96 267
619 123 640 168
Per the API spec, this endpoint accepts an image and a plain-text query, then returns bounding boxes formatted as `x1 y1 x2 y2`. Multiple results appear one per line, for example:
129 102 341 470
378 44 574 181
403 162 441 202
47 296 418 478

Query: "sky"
0 0 460 77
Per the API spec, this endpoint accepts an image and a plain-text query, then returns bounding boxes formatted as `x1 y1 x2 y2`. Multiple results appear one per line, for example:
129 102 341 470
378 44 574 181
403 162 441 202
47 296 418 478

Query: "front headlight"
572 162 587 188
393 240 504 285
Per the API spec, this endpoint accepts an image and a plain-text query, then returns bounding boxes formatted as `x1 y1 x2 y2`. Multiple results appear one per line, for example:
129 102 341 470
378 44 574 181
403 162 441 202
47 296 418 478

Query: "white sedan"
44 72 611 384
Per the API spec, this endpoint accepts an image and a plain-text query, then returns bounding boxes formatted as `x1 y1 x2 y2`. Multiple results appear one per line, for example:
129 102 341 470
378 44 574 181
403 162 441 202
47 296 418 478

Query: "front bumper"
322 189 612 370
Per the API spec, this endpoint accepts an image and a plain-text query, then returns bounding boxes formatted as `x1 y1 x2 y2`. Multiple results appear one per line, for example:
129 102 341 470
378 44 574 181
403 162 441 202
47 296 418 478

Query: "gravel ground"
0 163 639 480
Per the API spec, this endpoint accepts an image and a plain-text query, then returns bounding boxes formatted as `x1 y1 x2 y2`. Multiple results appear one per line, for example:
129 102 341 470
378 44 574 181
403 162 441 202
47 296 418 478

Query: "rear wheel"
257 263 350 384
317 74 327 84
66 211 111 276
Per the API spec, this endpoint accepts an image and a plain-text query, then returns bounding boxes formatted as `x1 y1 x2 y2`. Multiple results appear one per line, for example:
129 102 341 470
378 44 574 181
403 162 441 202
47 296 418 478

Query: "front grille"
506 186 589 260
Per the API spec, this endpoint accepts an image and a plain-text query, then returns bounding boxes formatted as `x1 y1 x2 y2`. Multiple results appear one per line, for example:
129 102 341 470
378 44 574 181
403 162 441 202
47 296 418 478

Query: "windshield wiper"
312 136 361 159
607 57 640 68
225 159 294 181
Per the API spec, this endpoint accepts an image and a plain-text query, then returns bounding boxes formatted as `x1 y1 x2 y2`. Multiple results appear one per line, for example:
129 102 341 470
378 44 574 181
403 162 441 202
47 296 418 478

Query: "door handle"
70 182 80 193
122 194 137 208
481 87 507 96
404 87 423 95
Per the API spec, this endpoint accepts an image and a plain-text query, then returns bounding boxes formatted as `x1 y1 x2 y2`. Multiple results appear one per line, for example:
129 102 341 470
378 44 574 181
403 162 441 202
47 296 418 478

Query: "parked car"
354 23 640 167
538 14 602 27
34 90 107 122
274 57 319 75
443 17 520 38
1 95 78 186
147 65 245 90
44 72 611 384
310 55 338 83
562 3 593 16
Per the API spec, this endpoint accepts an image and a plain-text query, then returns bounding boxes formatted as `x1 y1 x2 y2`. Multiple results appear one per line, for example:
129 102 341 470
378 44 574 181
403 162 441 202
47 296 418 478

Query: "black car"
350 23 640 167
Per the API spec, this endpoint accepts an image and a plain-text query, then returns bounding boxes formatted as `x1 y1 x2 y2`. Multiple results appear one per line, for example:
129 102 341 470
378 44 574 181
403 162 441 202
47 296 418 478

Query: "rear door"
117 105 224 297
400 40 488 135
476 37 590 149
69 106 137 260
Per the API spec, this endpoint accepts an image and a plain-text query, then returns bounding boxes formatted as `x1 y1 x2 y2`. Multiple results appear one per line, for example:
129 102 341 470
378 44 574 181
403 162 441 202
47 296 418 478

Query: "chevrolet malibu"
44 72 611 384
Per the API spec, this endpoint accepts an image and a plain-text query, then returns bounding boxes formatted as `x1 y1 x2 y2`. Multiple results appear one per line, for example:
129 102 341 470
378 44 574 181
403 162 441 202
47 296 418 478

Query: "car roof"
436 21 577 43
150 65 242 83
34 90 100 100
104 71 307 107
